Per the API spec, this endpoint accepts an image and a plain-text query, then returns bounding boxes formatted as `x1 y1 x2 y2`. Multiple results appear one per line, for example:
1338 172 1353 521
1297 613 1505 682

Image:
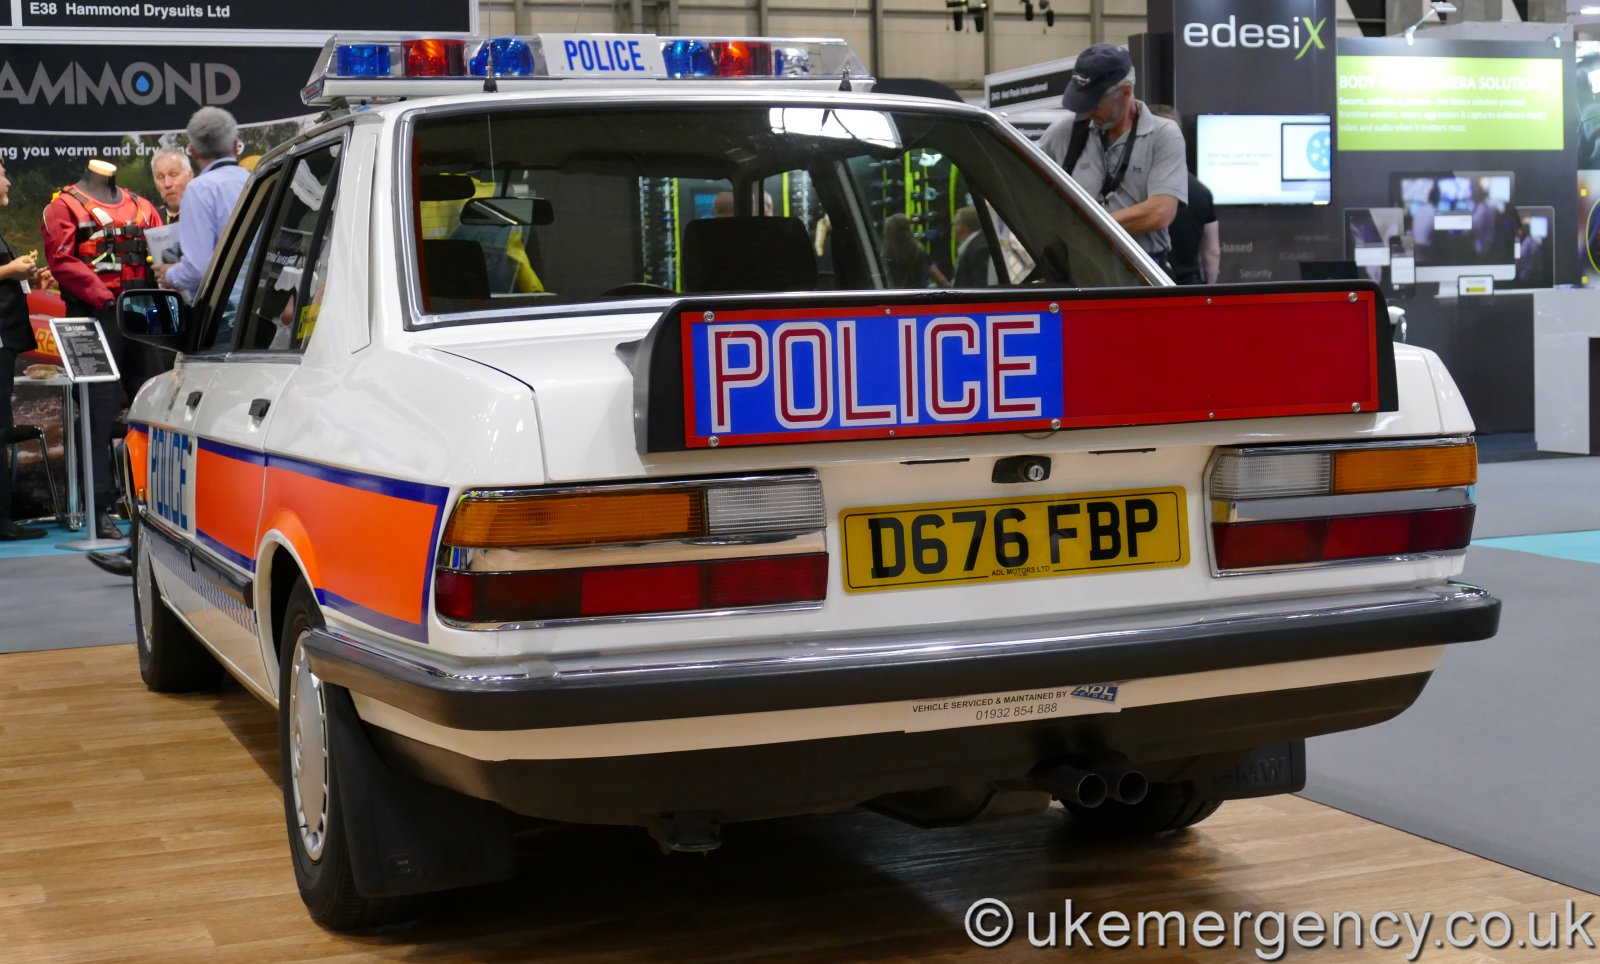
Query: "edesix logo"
1181 14 1327 61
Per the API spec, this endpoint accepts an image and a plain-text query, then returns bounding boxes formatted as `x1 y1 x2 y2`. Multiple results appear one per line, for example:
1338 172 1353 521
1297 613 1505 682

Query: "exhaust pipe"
1030 762 1108 808
1097 764 1148 805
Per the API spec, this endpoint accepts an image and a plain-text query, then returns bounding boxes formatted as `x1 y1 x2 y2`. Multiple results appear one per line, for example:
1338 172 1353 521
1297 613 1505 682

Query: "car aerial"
115 32 1499 930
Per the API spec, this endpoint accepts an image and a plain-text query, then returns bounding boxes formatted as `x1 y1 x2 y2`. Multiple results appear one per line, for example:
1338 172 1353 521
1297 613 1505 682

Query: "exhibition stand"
1533 287 1600 453
988 0 1588 438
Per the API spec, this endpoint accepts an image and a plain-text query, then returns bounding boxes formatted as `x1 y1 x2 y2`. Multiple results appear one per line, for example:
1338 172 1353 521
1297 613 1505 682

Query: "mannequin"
76 158 121 205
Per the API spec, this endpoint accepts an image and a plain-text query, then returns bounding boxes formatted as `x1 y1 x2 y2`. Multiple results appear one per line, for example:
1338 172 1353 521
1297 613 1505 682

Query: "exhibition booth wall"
1145 0 1581 436
0 7 471 519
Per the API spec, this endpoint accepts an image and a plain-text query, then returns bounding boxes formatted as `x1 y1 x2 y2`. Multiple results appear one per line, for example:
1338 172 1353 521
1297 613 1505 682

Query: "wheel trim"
135 530 154 654
289 633 331 862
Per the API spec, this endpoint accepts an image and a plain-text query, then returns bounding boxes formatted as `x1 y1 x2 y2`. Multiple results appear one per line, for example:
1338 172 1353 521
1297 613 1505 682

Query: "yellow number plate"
841 487 1187 592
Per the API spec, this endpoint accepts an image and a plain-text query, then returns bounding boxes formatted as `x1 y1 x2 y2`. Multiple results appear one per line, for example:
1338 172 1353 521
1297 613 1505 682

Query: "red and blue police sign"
650 287 1394 452
685 302 1066 446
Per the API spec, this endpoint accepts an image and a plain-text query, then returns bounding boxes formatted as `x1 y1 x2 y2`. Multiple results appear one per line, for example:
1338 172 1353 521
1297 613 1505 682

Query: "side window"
194 169 280 353
238 142 342 352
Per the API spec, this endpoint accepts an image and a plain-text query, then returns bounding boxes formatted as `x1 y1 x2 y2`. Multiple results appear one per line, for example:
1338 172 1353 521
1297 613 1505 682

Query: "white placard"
537 34 666 78
904 684 1121 733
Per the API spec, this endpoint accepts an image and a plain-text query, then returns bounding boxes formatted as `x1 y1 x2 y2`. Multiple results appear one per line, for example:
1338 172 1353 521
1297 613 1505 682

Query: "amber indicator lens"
444 490 705 548
1332 443 1476 495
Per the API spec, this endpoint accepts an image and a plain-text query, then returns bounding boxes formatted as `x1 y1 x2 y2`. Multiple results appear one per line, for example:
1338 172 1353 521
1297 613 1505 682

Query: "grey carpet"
0 554 135 653
1303 546 1600 895
1473 457 1600 538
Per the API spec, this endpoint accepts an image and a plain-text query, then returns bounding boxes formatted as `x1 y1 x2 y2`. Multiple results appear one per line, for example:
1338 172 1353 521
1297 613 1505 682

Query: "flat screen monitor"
1390 171 1517 277
1196 114 1331 206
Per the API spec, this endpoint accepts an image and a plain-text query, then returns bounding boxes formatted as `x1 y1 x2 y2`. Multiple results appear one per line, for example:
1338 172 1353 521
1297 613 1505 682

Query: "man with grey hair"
154 106 249 300
148 145 193 223
1036 43 1187 267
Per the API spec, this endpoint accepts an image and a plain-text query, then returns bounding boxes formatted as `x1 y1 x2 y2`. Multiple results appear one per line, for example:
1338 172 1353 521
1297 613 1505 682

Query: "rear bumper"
305 582 1499 731
369 673 1428 824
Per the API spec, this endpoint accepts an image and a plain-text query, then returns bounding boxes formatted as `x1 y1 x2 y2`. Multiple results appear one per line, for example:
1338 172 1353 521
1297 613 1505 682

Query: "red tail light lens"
437 554 829 624
1212 505 1476 571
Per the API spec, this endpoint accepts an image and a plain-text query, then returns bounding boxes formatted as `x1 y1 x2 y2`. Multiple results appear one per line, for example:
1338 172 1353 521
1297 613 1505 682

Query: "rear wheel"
131 513 221 692
1065 783 1223 837
278 580 416 931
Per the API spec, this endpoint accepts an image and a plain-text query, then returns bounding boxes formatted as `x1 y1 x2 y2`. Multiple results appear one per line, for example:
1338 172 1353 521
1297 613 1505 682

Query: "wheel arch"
256 517 322 673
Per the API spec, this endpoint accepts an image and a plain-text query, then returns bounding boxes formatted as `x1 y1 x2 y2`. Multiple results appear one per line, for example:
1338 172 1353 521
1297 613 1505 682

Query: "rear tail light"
1208 439 1477 573
436 555 829 623
1213 506 1476 570
436 474 827 626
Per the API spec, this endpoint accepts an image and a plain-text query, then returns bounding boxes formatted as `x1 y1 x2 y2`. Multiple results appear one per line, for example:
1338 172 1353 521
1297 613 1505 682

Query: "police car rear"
278 32 1496 928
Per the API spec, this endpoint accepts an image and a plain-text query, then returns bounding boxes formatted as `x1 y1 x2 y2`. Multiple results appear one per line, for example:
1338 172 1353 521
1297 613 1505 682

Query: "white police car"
116 32 1498 930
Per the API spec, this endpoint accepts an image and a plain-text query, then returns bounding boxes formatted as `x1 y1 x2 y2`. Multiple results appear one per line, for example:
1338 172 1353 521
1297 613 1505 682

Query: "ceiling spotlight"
1403 1 1454 45
1041 0 1053 26
946 0 964 30
970 0 987 32
1022 0 1033 21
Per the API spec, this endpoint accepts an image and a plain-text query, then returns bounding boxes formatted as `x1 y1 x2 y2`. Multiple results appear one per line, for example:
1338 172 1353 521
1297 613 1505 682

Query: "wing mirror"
117 288 189 350
1387 304 1407 343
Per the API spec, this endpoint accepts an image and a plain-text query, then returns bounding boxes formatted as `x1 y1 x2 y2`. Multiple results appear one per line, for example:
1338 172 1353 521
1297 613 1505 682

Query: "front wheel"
278 580 415 930
132 512 221 693
1065 783 1223 837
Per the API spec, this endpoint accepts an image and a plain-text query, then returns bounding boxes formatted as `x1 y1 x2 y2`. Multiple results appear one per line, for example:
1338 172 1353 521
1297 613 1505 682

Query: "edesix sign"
1181 13 1326 60
686 305 1063 446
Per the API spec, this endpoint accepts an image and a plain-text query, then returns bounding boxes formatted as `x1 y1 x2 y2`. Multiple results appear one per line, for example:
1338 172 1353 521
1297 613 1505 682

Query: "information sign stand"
49 318 128 552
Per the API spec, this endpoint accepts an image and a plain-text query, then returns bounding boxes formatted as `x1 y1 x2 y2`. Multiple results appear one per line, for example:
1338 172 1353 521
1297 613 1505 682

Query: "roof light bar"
302 33 871 106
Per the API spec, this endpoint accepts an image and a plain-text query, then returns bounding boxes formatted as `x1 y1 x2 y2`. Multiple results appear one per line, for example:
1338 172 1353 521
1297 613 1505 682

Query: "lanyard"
1097 105 1138 204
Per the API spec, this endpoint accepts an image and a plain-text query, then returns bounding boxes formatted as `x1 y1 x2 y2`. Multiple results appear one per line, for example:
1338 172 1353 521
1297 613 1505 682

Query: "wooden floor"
3 644 1594 963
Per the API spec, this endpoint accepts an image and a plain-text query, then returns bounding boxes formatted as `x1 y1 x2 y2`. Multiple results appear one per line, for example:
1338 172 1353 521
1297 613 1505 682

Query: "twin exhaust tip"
1030 761 1148 808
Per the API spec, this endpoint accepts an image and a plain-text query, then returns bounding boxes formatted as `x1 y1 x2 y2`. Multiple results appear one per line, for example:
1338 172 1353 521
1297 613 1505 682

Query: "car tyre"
278 579 418 931
132 512 222 693
1064 782 1223 837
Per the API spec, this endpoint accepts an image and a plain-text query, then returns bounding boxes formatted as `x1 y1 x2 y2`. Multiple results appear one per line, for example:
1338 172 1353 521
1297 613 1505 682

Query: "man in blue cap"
1036 42 1187 269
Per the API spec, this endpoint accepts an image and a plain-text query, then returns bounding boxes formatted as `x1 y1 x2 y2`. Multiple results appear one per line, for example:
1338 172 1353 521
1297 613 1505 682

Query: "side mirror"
1387 304 1407 343
458 196 554 227
118 288 188 350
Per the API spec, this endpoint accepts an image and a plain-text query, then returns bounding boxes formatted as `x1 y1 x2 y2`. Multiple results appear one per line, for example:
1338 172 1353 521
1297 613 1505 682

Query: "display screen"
1196 114 1331 206
1391 171 1516 270
1336 55 1563 152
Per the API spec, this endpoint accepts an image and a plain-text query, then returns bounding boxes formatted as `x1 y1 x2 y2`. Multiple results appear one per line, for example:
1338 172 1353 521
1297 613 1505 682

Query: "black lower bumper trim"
307 584 1498 731
367 674 1428 825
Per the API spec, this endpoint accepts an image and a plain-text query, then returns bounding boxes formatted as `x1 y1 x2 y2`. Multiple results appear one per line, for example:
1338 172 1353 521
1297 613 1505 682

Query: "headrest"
422 238 491 302
681 217 818 293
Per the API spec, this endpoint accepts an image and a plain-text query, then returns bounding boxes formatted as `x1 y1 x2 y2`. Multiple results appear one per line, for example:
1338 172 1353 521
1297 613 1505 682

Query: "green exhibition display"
1336 55 1564 151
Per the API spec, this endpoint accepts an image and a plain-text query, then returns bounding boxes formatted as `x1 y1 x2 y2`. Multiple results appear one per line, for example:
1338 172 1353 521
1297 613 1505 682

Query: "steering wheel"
603 282 676 297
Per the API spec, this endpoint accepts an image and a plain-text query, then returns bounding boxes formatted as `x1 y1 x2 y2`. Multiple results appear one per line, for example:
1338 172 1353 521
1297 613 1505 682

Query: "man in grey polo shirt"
1036 43 1187 267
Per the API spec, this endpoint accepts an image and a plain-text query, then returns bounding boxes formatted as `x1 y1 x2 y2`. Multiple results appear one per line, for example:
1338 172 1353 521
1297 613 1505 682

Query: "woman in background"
881 213 948 288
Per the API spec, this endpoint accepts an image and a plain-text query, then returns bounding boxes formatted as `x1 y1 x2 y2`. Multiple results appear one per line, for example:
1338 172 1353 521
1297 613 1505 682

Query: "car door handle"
185 390 203 409
248 398 271 420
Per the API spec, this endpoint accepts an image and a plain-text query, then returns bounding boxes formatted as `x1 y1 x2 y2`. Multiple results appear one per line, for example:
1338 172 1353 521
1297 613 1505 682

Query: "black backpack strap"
1062 116 1093 174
